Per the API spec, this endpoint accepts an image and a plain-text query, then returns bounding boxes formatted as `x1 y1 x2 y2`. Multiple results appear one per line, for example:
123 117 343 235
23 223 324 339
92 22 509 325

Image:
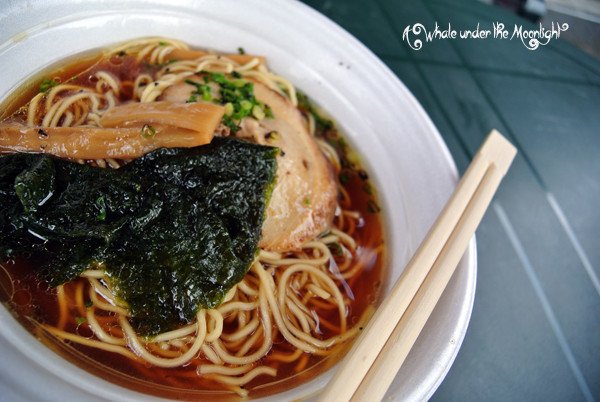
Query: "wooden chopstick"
318 130 516 402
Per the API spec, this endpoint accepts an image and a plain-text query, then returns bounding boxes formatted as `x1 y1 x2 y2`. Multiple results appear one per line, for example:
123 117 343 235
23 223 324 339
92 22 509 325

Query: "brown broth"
0 51 101 121
0 48 387 399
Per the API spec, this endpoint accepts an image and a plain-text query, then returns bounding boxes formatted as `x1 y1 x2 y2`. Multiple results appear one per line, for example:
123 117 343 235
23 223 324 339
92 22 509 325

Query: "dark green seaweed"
0 137 278 335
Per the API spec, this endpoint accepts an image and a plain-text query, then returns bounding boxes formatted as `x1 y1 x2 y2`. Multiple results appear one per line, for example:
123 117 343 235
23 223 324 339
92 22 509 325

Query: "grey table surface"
301 0 600 400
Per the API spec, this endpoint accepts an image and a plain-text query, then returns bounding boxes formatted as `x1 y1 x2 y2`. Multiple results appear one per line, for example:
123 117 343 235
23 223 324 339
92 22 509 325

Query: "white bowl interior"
0 1 476 401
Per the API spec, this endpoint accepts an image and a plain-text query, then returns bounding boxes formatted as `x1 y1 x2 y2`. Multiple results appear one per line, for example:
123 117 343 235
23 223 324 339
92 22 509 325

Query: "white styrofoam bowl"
0 1 476 400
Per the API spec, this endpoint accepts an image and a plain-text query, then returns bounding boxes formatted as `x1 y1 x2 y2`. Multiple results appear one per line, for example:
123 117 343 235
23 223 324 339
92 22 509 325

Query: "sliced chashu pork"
161 80 337 251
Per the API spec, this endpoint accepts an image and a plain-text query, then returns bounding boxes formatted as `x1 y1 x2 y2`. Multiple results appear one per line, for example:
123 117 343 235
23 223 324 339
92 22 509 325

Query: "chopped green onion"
263 104 274 119
224 103 234 116
201 88 212 101
39 78 59 93
222 115 240 133
252 105 265 120
265 131 279 142
232 79 246 88
209 72 228 85
189 72 266 132
141 124 157 139
185 79 213 102
240 100 253 111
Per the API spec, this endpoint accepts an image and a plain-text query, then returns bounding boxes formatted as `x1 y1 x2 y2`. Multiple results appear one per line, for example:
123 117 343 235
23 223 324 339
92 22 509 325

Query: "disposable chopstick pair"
318 130 517 402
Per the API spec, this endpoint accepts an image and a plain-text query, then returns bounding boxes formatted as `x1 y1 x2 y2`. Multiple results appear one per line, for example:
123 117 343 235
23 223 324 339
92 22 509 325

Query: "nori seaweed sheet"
0 137 278 334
